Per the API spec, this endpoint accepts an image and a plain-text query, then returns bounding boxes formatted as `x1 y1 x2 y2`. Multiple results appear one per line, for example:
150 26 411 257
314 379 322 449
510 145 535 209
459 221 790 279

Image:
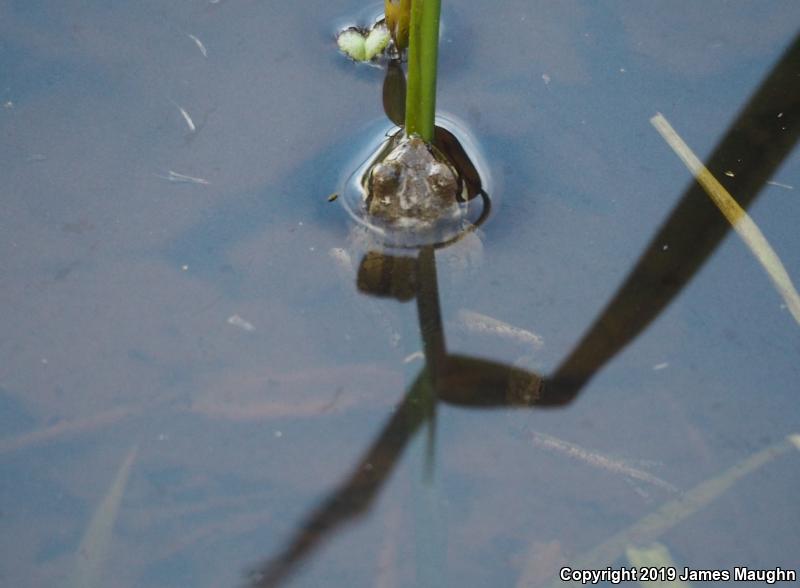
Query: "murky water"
1 1 799 586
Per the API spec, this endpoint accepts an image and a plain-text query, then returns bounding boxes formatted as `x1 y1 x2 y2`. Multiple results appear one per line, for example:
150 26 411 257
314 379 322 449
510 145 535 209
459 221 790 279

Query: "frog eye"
372 163 400 188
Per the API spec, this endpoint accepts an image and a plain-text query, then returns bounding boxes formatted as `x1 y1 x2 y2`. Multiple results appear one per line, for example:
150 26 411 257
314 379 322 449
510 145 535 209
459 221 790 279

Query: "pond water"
1 1 799 586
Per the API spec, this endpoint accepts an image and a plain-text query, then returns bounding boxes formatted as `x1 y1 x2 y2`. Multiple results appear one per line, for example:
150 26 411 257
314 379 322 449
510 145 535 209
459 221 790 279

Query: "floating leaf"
365 23 391 60
337 29 366 62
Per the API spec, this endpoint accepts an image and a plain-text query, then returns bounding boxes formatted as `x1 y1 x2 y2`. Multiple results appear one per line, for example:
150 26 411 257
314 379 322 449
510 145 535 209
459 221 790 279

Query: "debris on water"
186 33 208 57
525 429 679 494
227 314 255 331
457 309 544 350
542 73 551 85
403 351 424 364
662 243 669 251
327 192 339 202
724 170 735 177
3 100 13 109
653 362 669 371
173 102 196 133
767 180 793 190
274 430 283 438
651 112 800 327
181 264 189 271
158 170 209 185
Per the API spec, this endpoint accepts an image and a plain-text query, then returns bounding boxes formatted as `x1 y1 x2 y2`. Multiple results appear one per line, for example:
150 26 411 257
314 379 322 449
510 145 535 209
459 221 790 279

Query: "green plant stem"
405 0 441 143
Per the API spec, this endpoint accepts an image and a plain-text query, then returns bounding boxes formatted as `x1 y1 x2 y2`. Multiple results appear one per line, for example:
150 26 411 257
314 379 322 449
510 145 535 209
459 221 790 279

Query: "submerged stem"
405 0 441 143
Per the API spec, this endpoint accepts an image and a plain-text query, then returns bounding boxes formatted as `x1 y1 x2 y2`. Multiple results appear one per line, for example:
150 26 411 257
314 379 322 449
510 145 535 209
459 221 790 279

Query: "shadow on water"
246 34 799 587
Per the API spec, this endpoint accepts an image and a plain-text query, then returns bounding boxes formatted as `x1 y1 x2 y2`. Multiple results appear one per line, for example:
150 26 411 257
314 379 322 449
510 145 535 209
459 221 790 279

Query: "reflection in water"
548 34 800 401
249 241 543 587
248 36 798 586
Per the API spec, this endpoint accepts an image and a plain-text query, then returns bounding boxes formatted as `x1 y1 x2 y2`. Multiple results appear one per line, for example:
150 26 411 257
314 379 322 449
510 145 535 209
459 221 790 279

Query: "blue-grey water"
1 1 799 586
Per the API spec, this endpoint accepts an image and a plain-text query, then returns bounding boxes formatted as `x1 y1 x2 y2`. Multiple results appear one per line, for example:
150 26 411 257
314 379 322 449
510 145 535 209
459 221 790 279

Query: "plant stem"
405 0 441 143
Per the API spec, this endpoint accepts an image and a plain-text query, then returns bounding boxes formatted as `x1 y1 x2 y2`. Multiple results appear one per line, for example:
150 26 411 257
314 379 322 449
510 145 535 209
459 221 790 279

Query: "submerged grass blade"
69 445 138 588
552 435 798 587
525 429 679 494
627 543 692 588
651 112 800 326
0 407 134 455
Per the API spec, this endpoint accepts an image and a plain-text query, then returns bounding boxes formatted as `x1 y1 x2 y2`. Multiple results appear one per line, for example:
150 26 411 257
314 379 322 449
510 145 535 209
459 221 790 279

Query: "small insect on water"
327 193 339 202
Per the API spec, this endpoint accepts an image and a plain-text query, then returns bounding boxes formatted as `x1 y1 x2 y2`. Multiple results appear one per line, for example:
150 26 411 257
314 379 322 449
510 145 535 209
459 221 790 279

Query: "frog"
366 135 464 230
335 126 489 295
330 134 484 346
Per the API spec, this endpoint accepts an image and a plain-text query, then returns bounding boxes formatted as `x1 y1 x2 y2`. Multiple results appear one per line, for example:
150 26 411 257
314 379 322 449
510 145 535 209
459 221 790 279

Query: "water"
1 1 799 586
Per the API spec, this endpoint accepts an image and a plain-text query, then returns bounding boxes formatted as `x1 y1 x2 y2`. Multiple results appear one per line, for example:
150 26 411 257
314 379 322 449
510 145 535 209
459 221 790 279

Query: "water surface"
1 1 799 586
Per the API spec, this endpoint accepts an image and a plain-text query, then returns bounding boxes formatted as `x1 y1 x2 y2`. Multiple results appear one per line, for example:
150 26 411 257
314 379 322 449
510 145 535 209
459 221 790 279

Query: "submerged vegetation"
651 113 800 327
68 446 138 588
555 435 800 587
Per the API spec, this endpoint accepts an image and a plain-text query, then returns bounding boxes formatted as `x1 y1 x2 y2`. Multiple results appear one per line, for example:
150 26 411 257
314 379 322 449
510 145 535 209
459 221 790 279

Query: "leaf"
337 29 366 62
365 24 391 60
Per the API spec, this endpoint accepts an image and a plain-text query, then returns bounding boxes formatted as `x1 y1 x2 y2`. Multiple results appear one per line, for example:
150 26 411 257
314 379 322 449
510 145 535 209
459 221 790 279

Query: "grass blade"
69 445 138 588
553 435 798 587
651 112 800 326
627 542 692 588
